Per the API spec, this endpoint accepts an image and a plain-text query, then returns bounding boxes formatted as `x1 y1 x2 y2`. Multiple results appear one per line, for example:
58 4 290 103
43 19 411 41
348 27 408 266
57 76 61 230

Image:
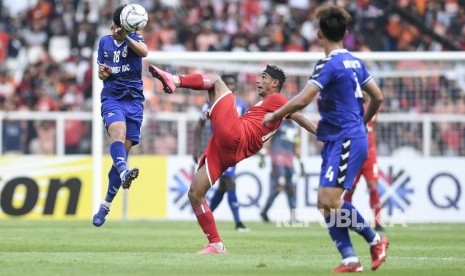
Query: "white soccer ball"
120 4 148 32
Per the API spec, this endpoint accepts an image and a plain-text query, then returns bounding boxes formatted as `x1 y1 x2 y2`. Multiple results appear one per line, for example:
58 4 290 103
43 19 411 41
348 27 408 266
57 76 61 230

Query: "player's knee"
187 187 202 203
317 197 335 212
108 126 126 142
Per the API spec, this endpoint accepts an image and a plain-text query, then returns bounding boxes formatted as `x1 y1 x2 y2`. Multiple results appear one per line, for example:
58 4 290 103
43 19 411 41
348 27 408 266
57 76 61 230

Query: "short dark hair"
113 4 127 27
221 74 237 82
315 5 351 42
263 64 286 90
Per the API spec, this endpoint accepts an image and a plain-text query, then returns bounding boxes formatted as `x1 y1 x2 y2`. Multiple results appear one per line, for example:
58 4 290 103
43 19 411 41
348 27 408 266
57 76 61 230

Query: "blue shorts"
319 137 367 190
101 97 144 145
222 166 236 178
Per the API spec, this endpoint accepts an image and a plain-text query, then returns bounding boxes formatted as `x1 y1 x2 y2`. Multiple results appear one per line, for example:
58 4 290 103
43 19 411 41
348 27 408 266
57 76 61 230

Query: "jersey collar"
328 48 348 57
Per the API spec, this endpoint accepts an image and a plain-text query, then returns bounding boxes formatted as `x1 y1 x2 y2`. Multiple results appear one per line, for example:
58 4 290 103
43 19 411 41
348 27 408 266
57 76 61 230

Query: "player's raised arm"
98 63 112 80
362 80 383 125
125 32 148 57
262 82 319 126
288 112 317 135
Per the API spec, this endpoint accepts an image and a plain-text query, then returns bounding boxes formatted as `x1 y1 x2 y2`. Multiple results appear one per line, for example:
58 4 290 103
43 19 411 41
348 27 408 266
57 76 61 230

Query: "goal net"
119 51 465 157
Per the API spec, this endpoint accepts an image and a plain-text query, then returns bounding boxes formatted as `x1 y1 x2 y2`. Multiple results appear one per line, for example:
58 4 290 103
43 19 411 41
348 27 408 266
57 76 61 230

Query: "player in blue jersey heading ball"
262 4 388 273
93 4 148 227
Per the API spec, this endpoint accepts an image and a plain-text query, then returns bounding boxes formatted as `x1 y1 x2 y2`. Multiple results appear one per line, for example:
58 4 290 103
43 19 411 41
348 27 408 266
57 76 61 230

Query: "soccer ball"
120 4 148 32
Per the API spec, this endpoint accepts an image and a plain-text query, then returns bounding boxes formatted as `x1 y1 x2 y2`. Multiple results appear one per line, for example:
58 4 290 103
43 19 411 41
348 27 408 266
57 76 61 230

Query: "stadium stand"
0 0 464 155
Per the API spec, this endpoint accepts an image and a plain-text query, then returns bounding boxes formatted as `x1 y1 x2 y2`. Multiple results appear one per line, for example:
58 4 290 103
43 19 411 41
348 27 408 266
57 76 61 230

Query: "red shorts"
198 93 244 185
353 148 379 188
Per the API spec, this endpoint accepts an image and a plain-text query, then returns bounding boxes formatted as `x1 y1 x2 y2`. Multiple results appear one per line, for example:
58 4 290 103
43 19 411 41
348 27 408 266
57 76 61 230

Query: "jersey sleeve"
360 59 374 86
131 32 146 45
308 58 333 90
97 37 104 65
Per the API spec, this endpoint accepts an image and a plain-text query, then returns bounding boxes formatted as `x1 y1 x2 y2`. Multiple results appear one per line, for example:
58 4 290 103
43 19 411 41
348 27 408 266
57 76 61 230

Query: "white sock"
172 75 180 87
342 256 359 265
370 233 381 246
211 242 224 251
102 201 111 209
119 170 127 180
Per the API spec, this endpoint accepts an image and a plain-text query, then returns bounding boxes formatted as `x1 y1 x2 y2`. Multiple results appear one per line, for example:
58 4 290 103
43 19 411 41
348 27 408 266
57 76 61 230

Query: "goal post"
92 51 104 214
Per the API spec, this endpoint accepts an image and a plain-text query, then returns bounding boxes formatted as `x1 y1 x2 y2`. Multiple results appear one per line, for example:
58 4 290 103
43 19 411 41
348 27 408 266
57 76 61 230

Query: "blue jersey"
309 49 372 141
97 33 145 101
199 96 247 177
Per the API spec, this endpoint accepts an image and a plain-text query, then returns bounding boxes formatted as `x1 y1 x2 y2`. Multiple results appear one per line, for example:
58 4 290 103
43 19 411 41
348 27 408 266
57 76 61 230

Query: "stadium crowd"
0 0 464 155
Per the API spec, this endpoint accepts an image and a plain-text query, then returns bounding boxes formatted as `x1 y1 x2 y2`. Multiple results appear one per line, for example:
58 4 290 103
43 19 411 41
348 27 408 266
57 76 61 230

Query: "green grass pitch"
0 220 464 275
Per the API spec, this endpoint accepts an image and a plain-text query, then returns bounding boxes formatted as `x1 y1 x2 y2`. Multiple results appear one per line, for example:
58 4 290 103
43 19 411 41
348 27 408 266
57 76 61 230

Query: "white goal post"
91 51 465 213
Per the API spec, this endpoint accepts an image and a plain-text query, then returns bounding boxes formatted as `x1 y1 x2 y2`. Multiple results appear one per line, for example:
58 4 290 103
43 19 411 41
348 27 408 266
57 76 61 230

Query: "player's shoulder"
100 35 113 42
266 93 288 103
98 35 114 47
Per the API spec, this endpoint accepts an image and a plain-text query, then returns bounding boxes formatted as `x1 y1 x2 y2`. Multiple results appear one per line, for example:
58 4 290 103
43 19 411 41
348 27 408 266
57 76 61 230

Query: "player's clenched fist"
262 112 277 128
98 64 112 80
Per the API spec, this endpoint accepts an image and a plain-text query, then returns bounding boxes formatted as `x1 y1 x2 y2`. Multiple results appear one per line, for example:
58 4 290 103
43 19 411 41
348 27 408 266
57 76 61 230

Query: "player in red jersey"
149 64 316 254
344 93 384 231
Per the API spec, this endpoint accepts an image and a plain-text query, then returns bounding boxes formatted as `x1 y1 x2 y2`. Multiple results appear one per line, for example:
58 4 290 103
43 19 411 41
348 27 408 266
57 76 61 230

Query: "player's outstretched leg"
333 261 363 273
93 203 110 227
341 200 389 271
260 191 278 223
93 166 120 227
149 65 218 94
227 190 249 232
190 165 227 255
370 236 389 270
121 167 139 189
148 65 176 94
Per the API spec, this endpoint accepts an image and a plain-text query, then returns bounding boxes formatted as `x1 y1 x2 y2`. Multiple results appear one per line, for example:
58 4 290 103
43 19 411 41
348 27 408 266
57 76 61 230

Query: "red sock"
179 74 213 90
343 190 353 202
193 201 221 243
368 185 382 227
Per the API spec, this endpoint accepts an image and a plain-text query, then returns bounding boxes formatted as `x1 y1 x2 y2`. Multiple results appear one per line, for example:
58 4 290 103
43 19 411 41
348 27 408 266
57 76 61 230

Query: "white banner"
166 156 465 223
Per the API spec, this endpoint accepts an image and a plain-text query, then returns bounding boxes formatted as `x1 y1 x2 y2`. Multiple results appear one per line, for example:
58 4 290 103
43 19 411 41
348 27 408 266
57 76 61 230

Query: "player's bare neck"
262 91 279 99
324 41 344 56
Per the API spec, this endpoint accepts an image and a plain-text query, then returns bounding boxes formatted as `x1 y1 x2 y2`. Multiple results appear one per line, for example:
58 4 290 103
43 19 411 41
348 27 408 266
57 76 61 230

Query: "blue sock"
209 189 225 212
104 166 121 203
342 201 376 243
227 189 241 223
110 141 127 175
325 211 357 260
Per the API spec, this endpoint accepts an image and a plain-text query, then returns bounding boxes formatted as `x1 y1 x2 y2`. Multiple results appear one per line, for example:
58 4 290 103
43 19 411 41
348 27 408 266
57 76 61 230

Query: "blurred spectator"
0 0 464 157
29 121 55 154
65 120 89 154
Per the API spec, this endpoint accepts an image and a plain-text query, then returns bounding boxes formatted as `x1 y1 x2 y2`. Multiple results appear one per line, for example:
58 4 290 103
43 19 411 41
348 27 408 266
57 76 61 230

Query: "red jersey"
366 112 377 154
199 92 289 185
238 93 288 160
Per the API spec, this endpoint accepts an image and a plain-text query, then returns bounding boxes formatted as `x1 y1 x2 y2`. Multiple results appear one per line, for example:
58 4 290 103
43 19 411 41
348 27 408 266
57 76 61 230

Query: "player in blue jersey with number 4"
92 4 148 227
262 5 388 273
193 74 249 232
